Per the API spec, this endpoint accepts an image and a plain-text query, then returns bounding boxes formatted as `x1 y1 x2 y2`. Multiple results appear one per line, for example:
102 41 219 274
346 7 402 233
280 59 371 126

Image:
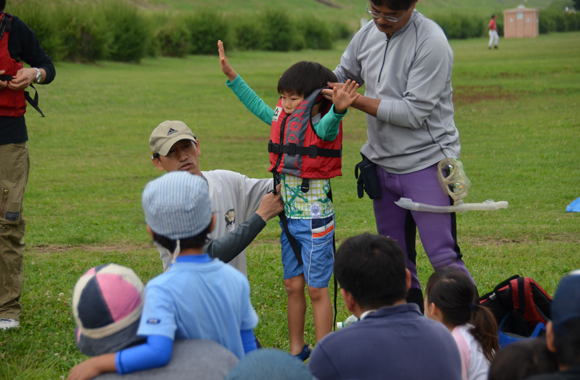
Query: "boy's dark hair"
426 269 499 362
0 1 5 11
277 61 337 98
334 233 407 309
370 0 416 11
488 338 558 380
553 318 580 367
152 223 211 252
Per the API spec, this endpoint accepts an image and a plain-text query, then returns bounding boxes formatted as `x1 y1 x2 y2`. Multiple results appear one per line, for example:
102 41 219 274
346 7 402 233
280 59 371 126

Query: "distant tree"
574 0 580 10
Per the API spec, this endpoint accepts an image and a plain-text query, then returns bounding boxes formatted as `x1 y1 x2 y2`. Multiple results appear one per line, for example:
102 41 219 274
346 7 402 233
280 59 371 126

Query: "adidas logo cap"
149 120 198 157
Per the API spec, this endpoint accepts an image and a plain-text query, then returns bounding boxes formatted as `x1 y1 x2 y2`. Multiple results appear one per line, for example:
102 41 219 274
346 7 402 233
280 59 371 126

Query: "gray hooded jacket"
335 10 461 174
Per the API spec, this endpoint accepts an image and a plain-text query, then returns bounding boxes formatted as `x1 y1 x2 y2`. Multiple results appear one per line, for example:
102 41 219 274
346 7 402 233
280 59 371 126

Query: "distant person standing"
0 0 56 331
488 14 499 49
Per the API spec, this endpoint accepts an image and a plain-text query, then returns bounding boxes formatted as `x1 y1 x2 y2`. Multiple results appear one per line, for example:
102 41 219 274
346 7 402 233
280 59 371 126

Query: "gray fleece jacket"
335 10 461 174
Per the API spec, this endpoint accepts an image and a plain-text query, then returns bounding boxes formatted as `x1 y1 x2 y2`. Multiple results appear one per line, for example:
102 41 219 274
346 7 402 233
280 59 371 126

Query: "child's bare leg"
307 286 332 342
284 274 306 355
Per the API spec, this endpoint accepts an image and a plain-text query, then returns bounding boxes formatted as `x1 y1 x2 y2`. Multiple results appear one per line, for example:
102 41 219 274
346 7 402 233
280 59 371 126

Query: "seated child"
218 40 360 360
425 270 499 380
69 263 239 380
488 338 558 380
67 171 258 380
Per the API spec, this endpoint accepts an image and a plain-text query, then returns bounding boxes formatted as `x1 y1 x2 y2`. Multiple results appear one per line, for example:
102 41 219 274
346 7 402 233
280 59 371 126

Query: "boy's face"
280 91 304 115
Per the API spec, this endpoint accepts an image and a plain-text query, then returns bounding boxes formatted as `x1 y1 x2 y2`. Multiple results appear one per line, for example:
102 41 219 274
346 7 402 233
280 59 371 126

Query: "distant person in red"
488 14 499 49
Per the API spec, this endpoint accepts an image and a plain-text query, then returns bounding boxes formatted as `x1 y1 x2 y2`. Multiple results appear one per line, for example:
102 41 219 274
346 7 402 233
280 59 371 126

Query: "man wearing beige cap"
149 120 282 275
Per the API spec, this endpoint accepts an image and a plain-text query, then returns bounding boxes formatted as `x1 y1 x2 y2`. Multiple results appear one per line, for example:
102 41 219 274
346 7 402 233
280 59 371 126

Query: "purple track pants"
373 164 473 290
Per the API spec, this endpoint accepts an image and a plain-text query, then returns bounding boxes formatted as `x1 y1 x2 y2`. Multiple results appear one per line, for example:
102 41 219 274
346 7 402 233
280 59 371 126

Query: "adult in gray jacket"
149 120 283 275
328 0 472 308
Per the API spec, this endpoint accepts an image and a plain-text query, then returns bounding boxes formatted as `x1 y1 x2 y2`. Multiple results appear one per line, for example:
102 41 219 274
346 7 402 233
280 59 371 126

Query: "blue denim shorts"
280 214 335 288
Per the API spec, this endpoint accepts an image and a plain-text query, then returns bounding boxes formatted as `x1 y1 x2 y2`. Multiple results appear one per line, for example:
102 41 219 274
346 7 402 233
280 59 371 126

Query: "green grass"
0 32 579 379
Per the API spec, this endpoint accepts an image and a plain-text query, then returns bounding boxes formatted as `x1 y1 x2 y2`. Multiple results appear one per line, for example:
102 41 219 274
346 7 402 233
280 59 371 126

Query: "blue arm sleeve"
241 329 258 354
115 335 173 375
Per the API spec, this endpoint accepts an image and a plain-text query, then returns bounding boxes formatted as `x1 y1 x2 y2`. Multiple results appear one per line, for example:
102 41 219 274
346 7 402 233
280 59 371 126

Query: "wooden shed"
504 5 539 38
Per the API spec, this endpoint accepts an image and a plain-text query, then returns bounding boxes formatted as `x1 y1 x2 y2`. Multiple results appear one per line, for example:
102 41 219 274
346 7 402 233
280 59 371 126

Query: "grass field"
0 32 579 379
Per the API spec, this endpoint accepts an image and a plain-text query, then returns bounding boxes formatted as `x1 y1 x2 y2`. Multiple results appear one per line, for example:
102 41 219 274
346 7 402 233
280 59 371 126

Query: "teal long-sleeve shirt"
225 75 346 141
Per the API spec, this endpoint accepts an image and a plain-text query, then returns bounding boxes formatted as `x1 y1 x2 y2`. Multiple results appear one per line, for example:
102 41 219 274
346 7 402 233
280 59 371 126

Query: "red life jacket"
0 12 26 117
268 88 342 179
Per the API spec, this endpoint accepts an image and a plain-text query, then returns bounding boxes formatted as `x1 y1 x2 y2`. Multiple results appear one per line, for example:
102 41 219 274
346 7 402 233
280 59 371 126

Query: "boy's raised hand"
333 79 360 114
218 40 237 82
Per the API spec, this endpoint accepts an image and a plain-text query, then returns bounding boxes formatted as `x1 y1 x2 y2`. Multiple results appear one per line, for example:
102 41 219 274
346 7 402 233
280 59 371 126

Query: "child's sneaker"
294 344 312 362
0 318 20 330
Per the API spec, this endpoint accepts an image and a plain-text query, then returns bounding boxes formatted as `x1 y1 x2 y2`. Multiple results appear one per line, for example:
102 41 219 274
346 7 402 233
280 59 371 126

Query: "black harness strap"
327 188 338 331
273 173 303 266
300 178 310 193
268 141 342 158
0 12 9 41
24 85 45 117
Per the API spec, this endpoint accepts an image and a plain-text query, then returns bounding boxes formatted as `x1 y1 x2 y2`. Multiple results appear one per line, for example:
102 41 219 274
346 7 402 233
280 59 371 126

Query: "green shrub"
102 1 150 63
330 21 353 40
461 14 486 38
552 12 569 32
538 11 580 34
432 14 463 39
566 12 580 30
233 19 265 51
156 20 191 58
433 13 504 39
539 12 556 34
298 16 334 50
184 11 229 55
261 9 294 52
7 2 64 61
57 5 111 63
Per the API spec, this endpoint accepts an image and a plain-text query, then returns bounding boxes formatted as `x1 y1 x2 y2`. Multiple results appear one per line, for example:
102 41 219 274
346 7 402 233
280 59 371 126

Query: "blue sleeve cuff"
241 329 258 354
116 335 173 374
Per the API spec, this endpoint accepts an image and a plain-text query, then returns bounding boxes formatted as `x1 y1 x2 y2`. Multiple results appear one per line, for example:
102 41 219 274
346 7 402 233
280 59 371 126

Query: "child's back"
452 324 492 380
141 256 257 360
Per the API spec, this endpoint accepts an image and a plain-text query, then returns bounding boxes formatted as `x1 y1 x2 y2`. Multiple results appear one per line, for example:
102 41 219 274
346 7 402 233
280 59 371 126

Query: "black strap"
300 178 310 193
279 212 303 266
327 188 338 332
24 84 45 117
268 141 342 158
516 277 526 314
273 173 303 266
0 13 10 42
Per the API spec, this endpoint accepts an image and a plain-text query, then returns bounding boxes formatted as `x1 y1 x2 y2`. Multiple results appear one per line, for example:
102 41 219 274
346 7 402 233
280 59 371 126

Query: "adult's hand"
8 67 41 90
325 81 381 117
322 82 345 101
256 184 284 222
